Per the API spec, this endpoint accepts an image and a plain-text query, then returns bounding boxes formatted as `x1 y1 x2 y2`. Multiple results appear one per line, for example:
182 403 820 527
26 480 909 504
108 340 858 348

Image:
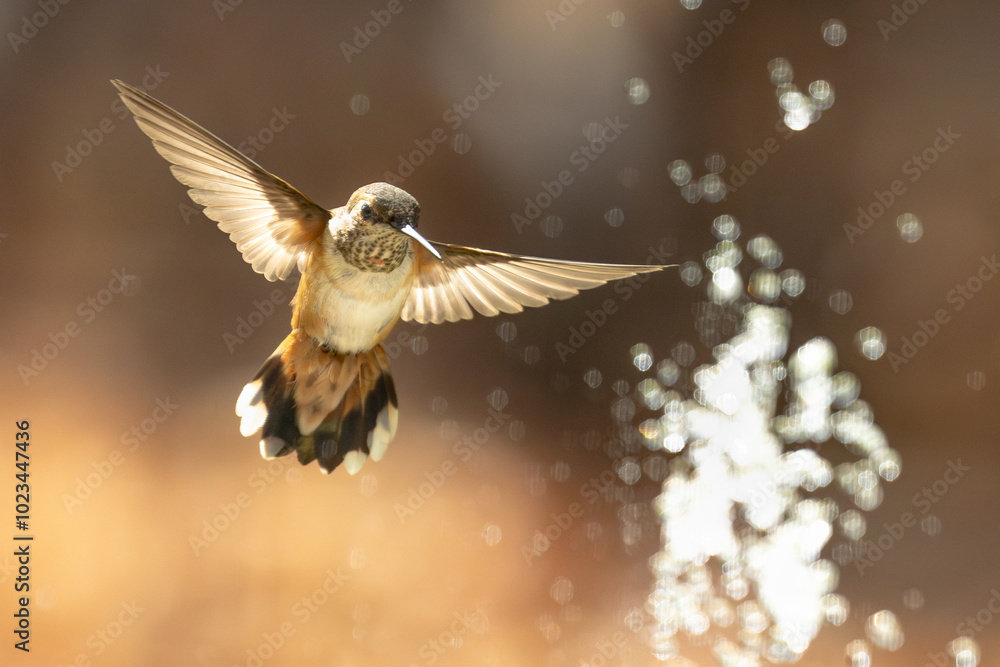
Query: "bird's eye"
360 202 373 219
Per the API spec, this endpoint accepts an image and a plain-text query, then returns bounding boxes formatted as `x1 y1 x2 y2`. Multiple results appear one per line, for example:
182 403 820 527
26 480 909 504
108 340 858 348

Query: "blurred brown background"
2 1 999 665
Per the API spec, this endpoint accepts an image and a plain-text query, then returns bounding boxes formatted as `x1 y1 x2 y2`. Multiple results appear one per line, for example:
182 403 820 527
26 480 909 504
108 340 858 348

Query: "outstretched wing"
400 242 670 325
112 79 330 281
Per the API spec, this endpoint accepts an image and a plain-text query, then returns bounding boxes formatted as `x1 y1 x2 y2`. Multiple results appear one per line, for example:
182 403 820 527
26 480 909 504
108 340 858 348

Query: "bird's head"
343 183 441 265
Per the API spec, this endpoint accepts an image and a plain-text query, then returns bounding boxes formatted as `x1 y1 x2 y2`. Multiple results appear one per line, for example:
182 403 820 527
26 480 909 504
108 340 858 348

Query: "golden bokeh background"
2 1 999 665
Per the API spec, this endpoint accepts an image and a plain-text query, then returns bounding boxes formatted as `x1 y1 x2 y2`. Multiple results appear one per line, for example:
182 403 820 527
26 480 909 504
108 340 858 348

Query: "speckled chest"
291 224 415 353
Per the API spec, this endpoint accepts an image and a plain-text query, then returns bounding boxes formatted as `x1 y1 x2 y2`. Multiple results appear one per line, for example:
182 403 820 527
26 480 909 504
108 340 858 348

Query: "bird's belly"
298 260 413 353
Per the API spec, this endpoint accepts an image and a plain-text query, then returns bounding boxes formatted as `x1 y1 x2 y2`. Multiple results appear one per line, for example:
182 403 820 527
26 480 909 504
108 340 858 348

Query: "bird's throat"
336 225 410 273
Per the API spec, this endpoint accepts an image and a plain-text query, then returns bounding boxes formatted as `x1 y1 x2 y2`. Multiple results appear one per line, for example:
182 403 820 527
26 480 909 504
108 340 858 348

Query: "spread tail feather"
235 331 398 474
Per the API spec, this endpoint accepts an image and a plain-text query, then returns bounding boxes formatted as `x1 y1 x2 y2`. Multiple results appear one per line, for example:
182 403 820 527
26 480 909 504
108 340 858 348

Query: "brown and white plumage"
113 79 671 474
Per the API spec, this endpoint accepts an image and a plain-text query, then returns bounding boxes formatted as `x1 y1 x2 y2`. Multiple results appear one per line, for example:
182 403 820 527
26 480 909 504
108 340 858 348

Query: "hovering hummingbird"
112 80 670 475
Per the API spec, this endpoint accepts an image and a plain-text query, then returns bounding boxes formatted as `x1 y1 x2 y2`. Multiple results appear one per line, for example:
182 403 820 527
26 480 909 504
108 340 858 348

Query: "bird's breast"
293 248 415 354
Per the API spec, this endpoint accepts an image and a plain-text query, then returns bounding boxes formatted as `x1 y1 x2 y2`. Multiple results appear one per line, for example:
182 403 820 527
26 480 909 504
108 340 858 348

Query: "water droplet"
872 448 901 481
700 174 726 202
823 594 849 625
829 290 853 314
680 182 701 203
583 368 602 388
780 269 806 297
768 57 794 85
411 335 428 354
747 234 783 269
349 547 367 569
839 510 866 540
831 372 861 408
582 121 607 142
618 457 642 484
865 610 904 651
451 133 472 154
657 359 680 386
855 327 886 360
780 89 808 112
968 371 986 390
921 514 941 536
540 215 563 238
496 320 517 342
431 396 448 416
483 523 502 546
712 214 741 241
550 577 575 604
705 152 726 174
360 474 378 497
749 269 782 302
784 109 811 131
710 266 742 303
488 387 509 411
625 77 650 105
845 639 872 667
669 159 692 186
509 419 526 441
608 10 625 27
605 207 625 228
349 93 371 115
902 588 924 610
551 461 571 482
619 166 640 188
523 345 540 365
638 379 666 410
643 456 668 481
611 397 635 423
680 0 702 9
897 213 923 243
671 341 696 367
822 19 848 46
809 80 835 109
680 261 704 286
948 636 981 667
631 343 654 371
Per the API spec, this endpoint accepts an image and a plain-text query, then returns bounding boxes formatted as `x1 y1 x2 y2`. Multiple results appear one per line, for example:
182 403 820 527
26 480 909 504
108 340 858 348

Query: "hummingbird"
112 80 670 475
